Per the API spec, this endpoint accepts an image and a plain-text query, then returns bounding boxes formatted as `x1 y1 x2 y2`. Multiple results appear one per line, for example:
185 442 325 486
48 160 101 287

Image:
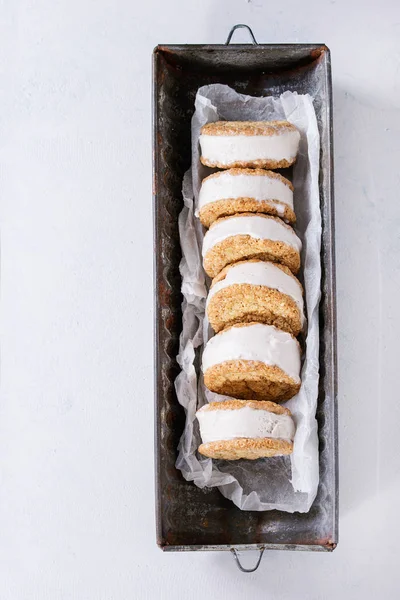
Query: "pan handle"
230 548 265 573
226 24 258 45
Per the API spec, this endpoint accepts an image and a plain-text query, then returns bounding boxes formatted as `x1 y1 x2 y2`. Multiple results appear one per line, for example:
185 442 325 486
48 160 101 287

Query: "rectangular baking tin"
153 41 337 552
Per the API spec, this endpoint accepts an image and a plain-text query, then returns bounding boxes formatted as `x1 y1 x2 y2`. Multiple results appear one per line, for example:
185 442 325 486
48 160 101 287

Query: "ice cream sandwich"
197 399 295 460
202 213 302 278
207 259 304 335
199 121 300 169
202 322 301 401
198 168 295 228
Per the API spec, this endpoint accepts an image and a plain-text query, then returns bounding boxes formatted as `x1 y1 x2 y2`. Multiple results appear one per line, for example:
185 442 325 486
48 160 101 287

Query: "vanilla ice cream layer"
198 172 293 212
202 323 301 382
199 130 300 164
202 215 302 257
196 405 295 444
207 261 305 326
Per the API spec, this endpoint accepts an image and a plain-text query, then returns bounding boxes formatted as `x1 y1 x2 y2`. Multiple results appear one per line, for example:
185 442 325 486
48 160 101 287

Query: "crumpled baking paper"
175 84 321 513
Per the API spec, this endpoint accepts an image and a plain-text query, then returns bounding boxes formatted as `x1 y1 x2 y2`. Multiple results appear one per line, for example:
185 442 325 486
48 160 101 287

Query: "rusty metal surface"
153 44 337 552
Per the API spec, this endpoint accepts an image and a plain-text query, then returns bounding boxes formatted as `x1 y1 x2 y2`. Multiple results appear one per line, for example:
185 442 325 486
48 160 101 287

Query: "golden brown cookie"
198 168 296 228
199 121 300 169
198 399 292 414
207 260 304 335
198 437 293 460
202 213 302 278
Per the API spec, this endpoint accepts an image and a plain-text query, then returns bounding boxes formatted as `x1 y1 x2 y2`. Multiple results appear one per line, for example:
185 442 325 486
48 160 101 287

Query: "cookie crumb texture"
198 437 293 460
200 399 292 416
200 156 296 170
207 283 302 335
203 360 301 402
200 121 298 136
203 235 300 278
199 198 296 228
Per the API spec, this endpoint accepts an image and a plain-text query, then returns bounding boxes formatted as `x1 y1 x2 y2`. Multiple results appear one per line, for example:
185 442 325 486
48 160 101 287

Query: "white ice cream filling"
207 261 305 326
198 172 294 212
202 323 301 383
202 215 302 257
199 130 300 164
196 405 295 444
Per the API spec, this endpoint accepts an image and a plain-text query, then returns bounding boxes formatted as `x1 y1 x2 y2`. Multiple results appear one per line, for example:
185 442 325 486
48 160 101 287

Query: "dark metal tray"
153 25 338 563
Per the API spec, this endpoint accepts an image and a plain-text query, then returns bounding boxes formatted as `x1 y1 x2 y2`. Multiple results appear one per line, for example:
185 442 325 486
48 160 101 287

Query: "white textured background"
1 0 399 598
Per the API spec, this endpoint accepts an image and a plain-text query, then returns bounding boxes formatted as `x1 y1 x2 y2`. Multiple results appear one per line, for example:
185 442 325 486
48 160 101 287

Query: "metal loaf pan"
153 25 338 560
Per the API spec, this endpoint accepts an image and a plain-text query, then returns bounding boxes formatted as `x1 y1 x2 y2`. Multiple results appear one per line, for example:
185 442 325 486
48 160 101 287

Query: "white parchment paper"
175 84 321 513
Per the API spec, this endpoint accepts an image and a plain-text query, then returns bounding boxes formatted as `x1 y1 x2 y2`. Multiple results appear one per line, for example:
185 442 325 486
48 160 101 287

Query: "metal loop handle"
226 24 258 45
231 548 265 573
